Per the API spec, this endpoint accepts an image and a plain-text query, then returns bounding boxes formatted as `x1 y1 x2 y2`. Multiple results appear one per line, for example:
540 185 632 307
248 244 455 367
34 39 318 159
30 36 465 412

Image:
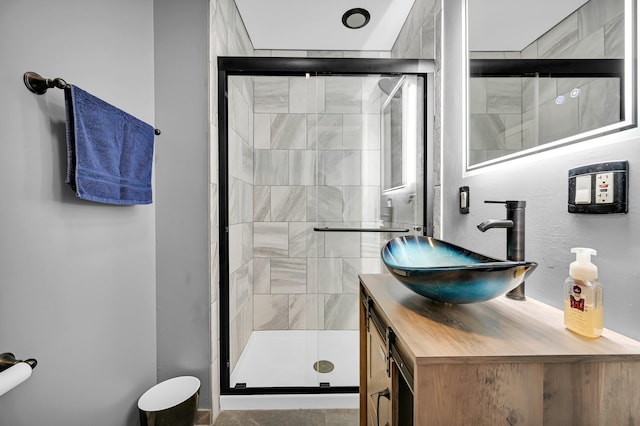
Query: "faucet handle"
484 200 526 209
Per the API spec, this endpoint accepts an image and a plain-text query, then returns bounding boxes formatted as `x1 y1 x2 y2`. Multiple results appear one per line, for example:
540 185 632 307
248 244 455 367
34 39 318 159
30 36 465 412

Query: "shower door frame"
218 56 434 396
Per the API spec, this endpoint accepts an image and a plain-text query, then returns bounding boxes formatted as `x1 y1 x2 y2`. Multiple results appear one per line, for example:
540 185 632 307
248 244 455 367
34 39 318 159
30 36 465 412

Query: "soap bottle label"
564 280 603 338
569 285 585 311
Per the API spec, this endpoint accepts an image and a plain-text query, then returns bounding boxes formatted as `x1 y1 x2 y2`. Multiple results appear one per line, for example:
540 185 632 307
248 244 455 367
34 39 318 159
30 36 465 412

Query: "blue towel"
64 85 154 205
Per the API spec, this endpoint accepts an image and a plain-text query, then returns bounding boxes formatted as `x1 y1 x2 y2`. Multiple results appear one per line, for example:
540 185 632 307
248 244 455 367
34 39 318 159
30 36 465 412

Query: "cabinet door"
367 325 392 426
392 361 413 426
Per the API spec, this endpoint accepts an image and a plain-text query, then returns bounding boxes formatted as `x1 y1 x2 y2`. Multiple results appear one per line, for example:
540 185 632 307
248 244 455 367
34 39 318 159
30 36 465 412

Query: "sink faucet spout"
477 219 513 232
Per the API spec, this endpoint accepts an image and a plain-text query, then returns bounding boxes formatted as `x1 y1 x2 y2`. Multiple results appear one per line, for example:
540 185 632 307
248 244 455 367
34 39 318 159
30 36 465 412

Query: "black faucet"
477 200 526 301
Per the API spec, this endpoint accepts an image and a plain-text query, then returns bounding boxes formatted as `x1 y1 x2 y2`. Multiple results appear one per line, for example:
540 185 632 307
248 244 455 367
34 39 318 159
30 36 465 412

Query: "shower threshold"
219 392 359 410
230 330 359 389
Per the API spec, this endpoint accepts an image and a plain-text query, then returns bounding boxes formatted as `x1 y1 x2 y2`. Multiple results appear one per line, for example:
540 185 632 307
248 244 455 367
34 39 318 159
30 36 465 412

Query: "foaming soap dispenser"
564 248 603 338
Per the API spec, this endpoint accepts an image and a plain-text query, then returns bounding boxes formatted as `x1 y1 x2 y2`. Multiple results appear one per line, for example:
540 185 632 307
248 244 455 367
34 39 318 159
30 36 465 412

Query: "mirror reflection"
381 76 405 191
467 0 634 168
380 75 425 230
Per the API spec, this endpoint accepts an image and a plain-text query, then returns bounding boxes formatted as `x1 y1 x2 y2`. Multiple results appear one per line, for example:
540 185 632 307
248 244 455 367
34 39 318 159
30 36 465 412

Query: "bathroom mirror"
466 0 636 169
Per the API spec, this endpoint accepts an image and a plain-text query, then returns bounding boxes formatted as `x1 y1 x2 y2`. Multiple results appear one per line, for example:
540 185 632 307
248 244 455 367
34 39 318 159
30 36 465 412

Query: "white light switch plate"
575 175 591 204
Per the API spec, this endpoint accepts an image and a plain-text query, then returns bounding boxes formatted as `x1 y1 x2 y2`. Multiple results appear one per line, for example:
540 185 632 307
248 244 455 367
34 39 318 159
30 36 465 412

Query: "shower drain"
313 360 335 373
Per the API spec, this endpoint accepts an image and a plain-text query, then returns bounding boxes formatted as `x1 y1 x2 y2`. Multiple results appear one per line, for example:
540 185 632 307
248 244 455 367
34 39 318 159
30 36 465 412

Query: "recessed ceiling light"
342 8 370 29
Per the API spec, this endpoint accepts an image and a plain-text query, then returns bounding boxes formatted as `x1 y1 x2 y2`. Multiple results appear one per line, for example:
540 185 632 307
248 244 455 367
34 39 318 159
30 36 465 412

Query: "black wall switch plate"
568 161 629 214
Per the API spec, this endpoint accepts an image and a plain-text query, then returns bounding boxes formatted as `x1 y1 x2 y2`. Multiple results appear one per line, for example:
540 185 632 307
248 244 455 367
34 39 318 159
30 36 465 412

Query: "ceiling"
233 0 417 51
233 0 589 53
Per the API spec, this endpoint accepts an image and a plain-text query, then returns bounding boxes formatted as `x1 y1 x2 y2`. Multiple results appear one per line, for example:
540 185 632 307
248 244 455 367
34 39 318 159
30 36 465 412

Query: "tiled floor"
213 409 359 426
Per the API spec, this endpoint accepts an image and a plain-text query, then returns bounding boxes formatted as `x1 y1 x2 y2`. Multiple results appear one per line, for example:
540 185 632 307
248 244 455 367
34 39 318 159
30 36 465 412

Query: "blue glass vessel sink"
381 236 537 304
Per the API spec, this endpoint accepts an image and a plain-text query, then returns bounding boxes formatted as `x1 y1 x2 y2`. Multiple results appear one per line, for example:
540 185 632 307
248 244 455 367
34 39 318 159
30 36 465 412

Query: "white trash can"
138 376 200 426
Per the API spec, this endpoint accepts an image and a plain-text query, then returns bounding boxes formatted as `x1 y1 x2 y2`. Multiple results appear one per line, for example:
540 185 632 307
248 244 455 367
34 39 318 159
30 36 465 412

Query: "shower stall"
218 57 433 399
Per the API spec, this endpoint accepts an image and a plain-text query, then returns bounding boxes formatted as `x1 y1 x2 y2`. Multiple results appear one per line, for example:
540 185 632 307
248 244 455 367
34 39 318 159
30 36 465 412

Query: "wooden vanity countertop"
359 273 640 366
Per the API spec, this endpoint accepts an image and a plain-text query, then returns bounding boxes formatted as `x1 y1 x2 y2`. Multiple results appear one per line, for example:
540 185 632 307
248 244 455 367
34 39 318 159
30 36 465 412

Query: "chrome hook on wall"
23 71 69 95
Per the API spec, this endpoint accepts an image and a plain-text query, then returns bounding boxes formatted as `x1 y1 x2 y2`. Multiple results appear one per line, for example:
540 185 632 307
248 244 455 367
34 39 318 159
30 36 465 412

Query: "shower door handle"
313 227 410 233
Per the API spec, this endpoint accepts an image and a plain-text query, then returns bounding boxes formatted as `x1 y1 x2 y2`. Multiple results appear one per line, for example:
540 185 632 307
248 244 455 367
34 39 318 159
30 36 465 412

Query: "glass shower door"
226 72 330 389
220 58 430 394
307 73 426 389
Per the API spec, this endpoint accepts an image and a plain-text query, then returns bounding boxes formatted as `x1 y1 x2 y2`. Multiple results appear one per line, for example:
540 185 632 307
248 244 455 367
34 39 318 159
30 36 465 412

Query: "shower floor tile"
231 330 359 388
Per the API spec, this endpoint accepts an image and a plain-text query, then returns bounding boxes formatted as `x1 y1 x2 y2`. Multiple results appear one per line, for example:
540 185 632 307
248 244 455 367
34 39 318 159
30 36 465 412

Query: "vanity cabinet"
359 274 640 425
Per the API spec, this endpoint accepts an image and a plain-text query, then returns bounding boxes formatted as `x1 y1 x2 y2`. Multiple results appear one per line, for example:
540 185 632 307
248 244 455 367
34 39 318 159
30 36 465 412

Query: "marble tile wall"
390 0 441 238
209 0 256 417
469 0 624 164
248 74 385 332
227 75 255 374
391 0 437 59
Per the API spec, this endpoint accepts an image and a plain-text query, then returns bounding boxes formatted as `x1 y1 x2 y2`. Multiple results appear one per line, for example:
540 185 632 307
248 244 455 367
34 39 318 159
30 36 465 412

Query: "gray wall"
0 0 157 425
154 0 212 410
442 0 640 341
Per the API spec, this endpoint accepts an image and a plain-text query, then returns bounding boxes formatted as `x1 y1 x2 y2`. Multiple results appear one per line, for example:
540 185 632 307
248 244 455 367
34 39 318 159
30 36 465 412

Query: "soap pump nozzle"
570 247 597 281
